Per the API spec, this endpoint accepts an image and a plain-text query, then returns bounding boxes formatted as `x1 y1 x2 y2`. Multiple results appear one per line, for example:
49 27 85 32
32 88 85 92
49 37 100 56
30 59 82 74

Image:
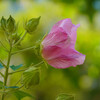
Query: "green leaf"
22 66 40 88
10 64 23 71
56 94 74 100
5 86 19 89
0 63 4 69
13 90 34 100
0 81 3 89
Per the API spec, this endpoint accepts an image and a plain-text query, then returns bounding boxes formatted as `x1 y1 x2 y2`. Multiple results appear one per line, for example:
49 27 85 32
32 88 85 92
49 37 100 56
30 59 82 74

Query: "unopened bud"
25 16 41 34
1 17 6 30
6 15 16 33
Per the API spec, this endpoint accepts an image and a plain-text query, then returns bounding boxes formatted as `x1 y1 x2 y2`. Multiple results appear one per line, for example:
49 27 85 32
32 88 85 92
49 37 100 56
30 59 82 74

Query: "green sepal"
6 15 16 33
0 16 6 30
25 16 41 34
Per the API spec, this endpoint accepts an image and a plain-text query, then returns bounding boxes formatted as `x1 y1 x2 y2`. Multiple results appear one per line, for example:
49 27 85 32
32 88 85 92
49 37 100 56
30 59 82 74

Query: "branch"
11 46 35 55
13 31 27 47
0 72 4 77
0 59 7 68
9 61 44 75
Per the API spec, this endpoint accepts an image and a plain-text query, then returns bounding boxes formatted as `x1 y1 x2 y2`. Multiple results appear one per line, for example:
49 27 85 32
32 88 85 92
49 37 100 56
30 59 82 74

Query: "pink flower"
41 19 85 69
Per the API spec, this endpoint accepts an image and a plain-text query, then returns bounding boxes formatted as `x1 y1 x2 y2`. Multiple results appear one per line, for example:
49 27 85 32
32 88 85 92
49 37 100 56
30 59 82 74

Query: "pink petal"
47 49 85 69
42 27 70 47
49 18 80 48
42 46 62 60
50 18 74 35
70 24 80 48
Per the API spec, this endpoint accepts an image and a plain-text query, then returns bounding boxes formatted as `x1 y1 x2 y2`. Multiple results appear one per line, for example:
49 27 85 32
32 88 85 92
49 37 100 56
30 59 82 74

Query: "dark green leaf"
13 90 34 100
5 86 19 89
0 81 3 89
0 63 4 69
10 64 23 71
56 94 74 100
22 66 40 88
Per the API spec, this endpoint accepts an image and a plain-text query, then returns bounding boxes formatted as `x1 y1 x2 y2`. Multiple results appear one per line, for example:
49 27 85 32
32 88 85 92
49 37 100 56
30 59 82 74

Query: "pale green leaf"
13 90 34 100
22 66 40 88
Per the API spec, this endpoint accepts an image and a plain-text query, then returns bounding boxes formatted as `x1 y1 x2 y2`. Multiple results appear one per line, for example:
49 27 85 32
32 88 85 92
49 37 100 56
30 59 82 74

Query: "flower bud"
6 15 16 33
25 16 41 34
0 17 6 30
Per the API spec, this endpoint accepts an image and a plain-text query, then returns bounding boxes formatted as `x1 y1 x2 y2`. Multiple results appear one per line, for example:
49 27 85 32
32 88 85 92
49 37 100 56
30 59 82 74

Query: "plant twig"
14 77 22 86
13 31 27 47
11 46 36 55
1 40 13 100
0 59 7 68
0 72 4 77
9 61 44 75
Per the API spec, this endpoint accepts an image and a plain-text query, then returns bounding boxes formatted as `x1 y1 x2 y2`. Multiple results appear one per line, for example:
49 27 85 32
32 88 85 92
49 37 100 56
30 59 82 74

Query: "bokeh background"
0 0 100 100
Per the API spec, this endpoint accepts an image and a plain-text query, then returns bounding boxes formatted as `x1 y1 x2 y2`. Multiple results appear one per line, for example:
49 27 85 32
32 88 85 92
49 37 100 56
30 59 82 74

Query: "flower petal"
50 18 74 35
42 27 69 47
42 46 62 60
47 49 85 69
70 24 80 48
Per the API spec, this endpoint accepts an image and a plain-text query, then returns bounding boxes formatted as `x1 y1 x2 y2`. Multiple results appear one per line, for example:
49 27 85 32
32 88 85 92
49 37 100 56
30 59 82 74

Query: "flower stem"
11 46 35 55
9 61 44 75
0 59 7 68
1 42 12 100
13 31 27 47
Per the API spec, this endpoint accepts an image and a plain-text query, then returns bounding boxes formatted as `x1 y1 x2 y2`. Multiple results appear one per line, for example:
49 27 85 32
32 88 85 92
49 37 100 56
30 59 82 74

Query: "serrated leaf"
0 63 4 69
13 90 34 100
0 81 3 89
10 64 23 71
5 86 19 89
22 67 40 88
56 94 74 100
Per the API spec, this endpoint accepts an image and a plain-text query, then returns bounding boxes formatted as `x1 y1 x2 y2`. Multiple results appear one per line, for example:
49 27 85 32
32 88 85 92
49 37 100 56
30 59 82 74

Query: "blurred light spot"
79 75 93 90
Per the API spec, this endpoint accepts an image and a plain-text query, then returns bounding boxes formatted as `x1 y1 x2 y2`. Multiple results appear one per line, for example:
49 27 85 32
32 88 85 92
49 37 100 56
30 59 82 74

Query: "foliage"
13 90 34 100
22 66 40 88
0 0 100 100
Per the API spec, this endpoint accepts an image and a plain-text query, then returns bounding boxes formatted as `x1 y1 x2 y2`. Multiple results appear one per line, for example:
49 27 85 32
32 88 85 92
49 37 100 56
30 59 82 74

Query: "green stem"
1 42 12 100
0 72 4 77
9 61 44 75
11 46 35 55
0 59 7 68
13 31 27 47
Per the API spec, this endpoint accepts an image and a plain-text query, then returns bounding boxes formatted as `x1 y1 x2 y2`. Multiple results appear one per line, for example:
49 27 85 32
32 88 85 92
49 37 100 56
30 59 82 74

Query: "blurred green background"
0 0 100 100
